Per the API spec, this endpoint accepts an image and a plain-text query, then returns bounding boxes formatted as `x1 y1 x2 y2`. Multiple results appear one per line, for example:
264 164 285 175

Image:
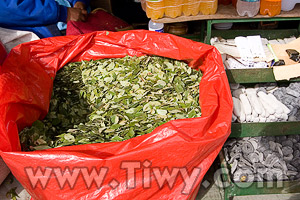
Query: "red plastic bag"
66 9 132 36
0 30 232 200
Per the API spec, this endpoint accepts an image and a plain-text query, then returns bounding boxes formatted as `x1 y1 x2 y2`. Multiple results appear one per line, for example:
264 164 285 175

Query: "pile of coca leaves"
20 56 202 150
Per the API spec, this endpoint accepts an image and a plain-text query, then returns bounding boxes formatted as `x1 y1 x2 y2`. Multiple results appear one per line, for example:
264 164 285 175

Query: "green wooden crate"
219 151 300 200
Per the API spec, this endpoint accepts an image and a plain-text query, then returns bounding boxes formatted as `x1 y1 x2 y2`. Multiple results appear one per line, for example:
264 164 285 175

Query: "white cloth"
0 27 39 53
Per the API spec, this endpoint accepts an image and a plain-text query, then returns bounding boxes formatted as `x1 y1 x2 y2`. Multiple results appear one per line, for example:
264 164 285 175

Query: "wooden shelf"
230 121 300 138
153 4 300 24
226 68 300 84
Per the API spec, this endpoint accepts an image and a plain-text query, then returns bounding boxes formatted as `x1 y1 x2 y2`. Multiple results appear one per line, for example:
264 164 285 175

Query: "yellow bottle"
183 0 200 16
165 0 184 18
146 0 165 20
199 0 218 15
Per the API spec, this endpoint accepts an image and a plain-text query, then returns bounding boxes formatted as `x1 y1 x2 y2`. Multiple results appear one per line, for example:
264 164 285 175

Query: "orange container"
182 0 200 16
199 0 218 15
146 0 165 20
260 0 281 17
165 0 184 18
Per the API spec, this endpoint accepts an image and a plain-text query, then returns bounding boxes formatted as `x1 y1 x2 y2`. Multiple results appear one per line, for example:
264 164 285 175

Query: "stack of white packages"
231 83 291 123
211 36 297 69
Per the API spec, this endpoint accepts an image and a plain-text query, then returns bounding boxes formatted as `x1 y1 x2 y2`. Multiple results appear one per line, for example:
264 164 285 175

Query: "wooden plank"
232 181 300 196
154 4 300 23
226 68 300 84
226 68 276 84
211 29 299 40
230 121 300 138
233 194 300 200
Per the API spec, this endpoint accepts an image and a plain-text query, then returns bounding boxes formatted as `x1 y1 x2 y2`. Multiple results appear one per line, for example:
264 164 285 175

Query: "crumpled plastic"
0 30 232 200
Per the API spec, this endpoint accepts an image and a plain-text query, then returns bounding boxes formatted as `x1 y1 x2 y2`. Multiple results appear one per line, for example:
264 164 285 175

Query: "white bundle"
232 86 291 123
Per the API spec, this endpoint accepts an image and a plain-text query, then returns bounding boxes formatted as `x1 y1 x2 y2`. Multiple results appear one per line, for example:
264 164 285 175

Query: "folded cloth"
0 27 39 53
66 9 132 35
